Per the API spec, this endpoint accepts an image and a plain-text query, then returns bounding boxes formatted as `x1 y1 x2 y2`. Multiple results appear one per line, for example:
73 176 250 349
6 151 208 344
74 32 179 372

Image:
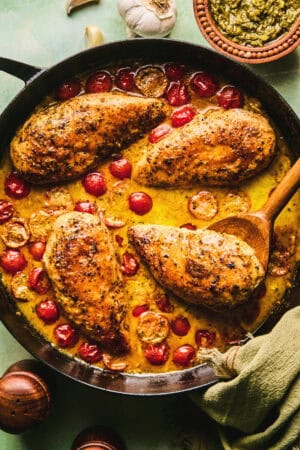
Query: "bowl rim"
193 0 300 64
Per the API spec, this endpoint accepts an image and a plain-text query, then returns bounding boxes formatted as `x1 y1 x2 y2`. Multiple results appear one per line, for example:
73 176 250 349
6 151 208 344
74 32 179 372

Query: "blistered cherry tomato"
217 85 244 109
195 329 216 348
0 200 14 224
165 81 191 106
115 235 124 247
55 78 81 101
129 192 153 215
171 316 191 336
180 223 197 230
144 343 169 365
85 71 112 93
0 249 27 274
28 267 51 294
132 304 149 317
78 342 102 363
54 324 79 348
156 295 174 313
115 68 135 91
28 241 46 261
5 172 30 199
190 72 218 97
109 159 132 180
74 201 96 214
173 344 195 366
171 106 195 128
82 172 107 197
149 124 171 144
165 63 185 81
36 300 60 324
121 252 140 276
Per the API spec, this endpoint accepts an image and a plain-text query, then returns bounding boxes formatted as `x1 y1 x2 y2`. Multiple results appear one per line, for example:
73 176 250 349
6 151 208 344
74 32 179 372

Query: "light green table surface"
0 1 299 449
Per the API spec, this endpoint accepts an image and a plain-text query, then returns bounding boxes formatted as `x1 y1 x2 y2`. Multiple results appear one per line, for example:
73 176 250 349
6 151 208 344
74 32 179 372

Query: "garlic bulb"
117 0 177 38
85 25 104 48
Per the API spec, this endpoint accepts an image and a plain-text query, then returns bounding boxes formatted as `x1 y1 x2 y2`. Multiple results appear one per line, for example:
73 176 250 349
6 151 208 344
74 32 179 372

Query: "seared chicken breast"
44 212 129 354
128 224 264 311
11 93 168 184
133 108 276 187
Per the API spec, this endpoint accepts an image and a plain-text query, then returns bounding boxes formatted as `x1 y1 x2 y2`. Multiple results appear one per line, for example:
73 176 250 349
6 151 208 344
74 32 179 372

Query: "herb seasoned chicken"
11 93 168 184
128 224 264 311
133 108 276 187
44 212 129 354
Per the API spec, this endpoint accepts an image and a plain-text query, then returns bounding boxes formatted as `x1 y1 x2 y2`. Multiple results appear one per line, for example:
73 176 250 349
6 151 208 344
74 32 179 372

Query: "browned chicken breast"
133 108 276 187
44 212 129 354
11 93 168 184
128 224 264 311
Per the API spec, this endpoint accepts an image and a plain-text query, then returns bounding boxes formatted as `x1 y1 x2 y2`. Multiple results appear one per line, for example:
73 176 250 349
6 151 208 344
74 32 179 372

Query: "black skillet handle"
0 57 44 84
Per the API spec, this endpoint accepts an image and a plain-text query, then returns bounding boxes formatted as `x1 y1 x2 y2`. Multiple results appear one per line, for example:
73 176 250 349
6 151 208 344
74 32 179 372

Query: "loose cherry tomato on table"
195 329 216 348
171 106 195 128
115 68 135 91
0 200 14 224
82 172 107 197
132 304 149 317
54 324 79 348
74 201 96 214
0 249 27 274
217 85 244 109
128 192 153 215
190 72 218 97
171 316 191 336
85 71 113 93
149 124 171 144
28 268 51 295
173 344 195 366
5 172 30 199
165 81 190 106
55 78 81 101
78 342 102 363
109 159 132 179
144 343 169 365
165 63 185 81
121 252 140 276
36 300 60 324
28 241 46 261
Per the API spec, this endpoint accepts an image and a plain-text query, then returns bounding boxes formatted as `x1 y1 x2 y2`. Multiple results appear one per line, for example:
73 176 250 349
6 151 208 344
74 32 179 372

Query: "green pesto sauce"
209 0 300 47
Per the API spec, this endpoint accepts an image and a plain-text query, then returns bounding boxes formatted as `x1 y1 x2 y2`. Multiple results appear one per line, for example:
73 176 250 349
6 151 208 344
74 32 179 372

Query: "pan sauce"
0 62 299 374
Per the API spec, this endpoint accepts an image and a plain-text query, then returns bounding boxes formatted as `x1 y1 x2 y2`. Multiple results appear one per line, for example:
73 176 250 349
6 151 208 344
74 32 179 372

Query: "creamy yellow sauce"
0 71 299 374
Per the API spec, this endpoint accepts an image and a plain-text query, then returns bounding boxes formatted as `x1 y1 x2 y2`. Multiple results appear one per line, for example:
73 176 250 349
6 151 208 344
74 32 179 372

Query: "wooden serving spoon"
208 158 300 272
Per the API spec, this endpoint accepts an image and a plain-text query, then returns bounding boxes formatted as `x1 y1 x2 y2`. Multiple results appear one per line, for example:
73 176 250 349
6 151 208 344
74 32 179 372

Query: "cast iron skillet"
0 39 299 395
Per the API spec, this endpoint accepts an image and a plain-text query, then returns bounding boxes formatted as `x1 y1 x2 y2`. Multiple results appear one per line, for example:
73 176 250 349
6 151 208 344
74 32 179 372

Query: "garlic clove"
66 0 99 15
85 25 104 48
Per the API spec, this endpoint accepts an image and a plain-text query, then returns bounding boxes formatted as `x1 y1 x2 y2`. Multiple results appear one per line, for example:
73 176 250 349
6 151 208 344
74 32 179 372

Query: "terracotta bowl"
193 0 300 64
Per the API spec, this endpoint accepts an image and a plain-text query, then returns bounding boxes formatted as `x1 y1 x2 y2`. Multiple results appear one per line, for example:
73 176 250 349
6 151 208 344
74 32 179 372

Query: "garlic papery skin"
117 0 177 38
85 25 104 48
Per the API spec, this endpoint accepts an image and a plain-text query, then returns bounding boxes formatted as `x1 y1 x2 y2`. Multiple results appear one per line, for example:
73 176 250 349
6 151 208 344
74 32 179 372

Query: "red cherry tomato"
5 172 30 199
190 72 218 97
195 329 216 348
85 71 112 93
55 78 81 101
54 324 79 348
156 295 174 313
217 85 244 109
128 192 153 215
74 201 96 214
165 63 185 81
36 300 60 324
171 106 195 128
28 268 51 294
121 252 140 276
132 304 149 317
82 172 107 197
180 223 197 230
149 124 171 144
109 159 132 180
144 343 169 365
173 344 195 366
115 68 135 91
171 316 191 336
0 200 14 224
165 81 191 106
0 249 27 274
28 241 46 261
78 342 102 363
115 235 124 247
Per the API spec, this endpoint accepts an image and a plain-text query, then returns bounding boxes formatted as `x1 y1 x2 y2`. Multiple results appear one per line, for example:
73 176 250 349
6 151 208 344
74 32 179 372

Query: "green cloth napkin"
191 306 300 450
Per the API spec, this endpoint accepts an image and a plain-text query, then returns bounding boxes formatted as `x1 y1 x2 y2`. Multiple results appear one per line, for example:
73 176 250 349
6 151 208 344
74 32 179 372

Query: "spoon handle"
262 158 300 221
